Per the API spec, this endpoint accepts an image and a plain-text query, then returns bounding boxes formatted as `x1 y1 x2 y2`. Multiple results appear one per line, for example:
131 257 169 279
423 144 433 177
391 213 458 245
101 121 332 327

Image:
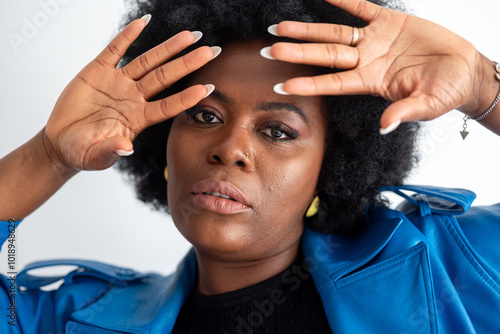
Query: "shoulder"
2 259 161 332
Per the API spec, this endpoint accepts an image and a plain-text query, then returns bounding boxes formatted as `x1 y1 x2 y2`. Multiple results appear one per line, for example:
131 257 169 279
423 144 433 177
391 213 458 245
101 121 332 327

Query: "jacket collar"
301 205 403 292
70 249 197 333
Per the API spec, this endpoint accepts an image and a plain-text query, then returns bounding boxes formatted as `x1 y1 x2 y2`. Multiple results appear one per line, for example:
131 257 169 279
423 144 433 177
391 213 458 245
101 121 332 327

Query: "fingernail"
204 84 215 98
192 31 203 43
273 83 290 95
211 46 222 59
268 24 279 36
116 150 134 157
140 14 152 26
379 120 401 135
260 47 275 60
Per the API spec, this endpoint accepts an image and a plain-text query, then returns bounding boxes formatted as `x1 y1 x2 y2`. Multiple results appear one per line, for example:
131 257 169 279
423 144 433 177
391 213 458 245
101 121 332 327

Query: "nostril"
235 160 245 167
211 155 222 164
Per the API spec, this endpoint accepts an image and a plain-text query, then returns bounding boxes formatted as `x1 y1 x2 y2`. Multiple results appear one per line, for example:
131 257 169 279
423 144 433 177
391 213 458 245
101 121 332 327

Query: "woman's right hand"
44 15 217 171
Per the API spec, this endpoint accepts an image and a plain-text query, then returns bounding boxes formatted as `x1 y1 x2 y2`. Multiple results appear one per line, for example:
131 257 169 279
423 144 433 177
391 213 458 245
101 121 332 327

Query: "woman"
1 0 499 332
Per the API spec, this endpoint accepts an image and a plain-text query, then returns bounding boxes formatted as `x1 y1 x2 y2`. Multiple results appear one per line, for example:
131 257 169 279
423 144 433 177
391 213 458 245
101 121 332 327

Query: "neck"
194 242 300 295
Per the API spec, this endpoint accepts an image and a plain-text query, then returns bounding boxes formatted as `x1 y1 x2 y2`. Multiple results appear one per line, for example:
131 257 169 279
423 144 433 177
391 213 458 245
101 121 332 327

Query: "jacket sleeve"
0 220 111 334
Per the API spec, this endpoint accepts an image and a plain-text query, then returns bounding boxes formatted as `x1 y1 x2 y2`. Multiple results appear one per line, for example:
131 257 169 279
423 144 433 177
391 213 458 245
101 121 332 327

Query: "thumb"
87 136 134 170
379 95 434 135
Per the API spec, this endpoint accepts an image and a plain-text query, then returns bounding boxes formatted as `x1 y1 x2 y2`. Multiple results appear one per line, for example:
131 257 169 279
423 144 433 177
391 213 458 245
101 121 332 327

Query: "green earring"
164 166 168 182
305 196 320 218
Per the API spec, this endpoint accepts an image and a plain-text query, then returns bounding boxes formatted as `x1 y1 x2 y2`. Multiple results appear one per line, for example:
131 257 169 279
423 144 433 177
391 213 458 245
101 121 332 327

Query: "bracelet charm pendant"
461 61 500 140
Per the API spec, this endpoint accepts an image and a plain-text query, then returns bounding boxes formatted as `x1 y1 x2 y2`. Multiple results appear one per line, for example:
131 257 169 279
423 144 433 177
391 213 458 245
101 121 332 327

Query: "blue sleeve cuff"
0 220 22 252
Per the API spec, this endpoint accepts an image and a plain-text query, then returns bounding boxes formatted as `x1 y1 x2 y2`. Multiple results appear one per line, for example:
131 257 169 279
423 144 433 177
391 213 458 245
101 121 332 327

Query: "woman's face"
167 39 326 261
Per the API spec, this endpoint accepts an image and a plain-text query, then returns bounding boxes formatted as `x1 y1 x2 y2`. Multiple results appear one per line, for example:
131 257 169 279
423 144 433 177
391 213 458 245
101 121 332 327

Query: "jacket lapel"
68 249 197 333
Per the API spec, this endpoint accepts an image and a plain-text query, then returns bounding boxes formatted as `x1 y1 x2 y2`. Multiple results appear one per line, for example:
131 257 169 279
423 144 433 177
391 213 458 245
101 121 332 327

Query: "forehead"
187 39 325 117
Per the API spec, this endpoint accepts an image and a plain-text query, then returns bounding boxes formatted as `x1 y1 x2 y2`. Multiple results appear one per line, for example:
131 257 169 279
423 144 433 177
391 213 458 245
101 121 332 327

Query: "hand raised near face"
264 0 498 134
44 15 218 171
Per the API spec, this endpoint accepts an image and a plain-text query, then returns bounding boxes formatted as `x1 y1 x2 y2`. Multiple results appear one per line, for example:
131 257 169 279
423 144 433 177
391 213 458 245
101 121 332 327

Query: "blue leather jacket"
1 185 499 333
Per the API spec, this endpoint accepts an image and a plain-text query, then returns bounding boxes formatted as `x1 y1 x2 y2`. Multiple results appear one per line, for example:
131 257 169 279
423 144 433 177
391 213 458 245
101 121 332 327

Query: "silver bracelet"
460 61 500 140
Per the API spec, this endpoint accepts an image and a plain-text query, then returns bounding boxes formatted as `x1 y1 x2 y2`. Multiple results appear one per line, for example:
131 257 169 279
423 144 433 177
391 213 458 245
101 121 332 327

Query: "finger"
138 46 219 100
95 15 151 69
272 21 360 45
323 0 382 22
265 42 358 69
277 71 370 96
87 136 134 170
143 84 214 127
380 94 444 134
124 30 202 80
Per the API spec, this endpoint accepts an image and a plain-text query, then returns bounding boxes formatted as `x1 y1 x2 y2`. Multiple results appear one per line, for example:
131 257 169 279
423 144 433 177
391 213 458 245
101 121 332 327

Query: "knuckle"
325 45 338 67
107 43 121 58
353 48 361 66
299 45 307 62
160 98 171 117
155 67 169 87
329 25 343 43
160 40 173 57
120 65 131 77
139 54 152 71
303 23 311 38
136 80 146 96
182 53 197 72
356 0 368 16
95 56 109 68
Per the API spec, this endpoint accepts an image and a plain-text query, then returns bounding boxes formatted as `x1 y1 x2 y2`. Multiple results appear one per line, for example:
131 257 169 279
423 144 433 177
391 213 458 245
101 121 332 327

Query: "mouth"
191 179 252 215
201 191 236 201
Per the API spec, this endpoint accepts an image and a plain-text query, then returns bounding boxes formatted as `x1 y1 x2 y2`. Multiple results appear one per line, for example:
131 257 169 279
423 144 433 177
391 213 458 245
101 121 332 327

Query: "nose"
207 126 254 172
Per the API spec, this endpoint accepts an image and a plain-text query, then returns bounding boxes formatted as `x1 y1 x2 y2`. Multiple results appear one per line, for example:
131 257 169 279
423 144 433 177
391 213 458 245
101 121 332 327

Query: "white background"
0 0 499 278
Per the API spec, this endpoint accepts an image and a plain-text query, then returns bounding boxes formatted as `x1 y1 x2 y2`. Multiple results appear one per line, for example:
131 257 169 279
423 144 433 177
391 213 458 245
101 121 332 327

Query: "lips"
191 179 252 215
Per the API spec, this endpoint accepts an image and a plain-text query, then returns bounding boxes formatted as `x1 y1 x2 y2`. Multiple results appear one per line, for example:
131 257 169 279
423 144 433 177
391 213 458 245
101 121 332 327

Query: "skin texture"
166 40 326 295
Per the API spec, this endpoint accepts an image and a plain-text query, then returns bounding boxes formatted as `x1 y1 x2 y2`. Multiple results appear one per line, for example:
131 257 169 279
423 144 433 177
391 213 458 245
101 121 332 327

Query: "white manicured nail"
204 84 215 98
379 120 401 135
192 31 203 43
268 24 279 36
140 14 152 26
260 47 275 60
116 150 134 157
273 83 290 95
211 46 222 59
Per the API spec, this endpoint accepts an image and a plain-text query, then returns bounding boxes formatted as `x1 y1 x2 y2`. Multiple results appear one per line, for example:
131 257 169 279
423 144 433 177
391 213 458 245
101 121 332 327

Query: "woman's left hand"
266 0 500 134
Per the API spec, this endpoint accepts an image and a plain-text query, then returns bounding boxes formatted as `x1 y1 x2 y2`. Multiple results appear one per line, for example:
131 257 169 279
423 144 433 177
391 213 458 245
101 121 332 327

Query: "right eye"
186 108 221 124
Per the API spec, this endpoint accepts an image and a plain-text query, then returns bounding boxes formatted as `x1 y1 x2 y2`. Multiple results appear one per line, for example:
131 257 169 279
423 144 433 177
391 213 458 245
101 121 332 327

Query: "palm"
358 10 475 120
46 64 146 170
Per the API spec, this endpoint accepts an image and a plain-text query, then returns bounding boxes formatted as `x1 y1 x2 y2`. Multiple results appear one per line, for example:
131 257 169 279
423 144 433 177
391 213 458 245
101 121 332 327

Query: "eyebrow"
210 90 233 106
256 102 309 125
209 89 309 125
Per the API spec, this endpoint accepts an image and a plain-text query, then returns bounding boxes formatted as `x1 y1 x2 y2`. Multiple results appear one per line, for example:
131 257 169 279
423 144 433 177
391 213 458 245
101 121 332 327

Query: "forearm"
459 53 500 135
0 129 78 221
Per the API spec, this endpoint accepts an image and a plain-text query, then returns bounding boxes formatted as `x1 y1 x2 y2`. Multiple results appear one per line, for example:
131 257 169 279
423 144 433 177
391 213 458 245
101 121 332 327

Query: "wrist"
30 129 78 182
459 53 500 118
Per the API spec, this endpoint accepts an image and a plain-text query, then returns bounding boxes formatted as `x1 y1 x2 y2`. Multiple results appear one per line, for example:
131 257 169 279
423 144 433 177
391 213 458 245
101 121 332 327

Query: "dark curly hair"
116 0 420 235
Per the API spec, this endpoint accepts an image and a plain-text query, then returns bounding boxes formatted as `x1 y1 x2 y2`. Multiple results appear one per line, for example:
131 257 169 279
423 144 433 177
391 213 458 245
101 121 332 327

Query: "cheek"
258 144 324 227
166 119 197 208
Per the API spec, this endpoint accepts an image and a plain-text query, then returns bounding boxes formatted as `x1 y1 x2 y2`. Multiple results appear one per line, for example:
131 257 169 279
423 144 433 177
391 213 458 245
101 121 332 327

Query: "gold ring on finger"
350 27 359 47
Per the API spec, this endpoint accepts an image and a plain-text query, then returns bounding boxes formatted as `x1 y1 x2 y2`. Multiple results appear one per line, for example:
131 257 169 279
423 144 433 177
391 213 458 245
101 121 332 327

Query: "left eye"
261 128 289 140
187 107 221 124
195 111 218 123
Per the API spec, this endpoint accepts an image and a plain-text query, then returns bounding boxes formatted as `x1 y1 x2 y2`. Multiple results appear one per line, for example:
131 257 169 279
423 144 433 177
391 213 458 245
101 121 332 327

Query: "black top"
172 252 332 334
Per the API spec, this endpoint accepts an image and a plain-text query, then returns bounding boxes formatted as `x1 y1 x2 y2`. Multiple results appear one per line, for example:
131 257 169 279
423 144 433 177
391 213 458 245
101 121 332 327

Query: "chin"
174 214 262 260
